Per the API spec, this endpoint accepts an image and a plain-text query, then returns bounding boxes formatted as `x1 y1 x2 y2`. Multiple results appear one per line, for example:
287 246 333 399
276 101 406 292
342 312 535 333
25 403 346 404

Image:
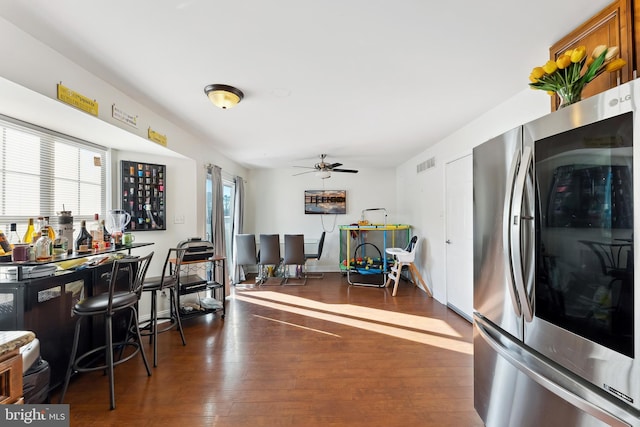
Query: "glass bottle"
9 223 21 247
75 220 93 251
53 228 69 255
90 213 103 247
23 218 36 244
35 226 53 261
44 216 56 240
101 219 111 245
0 229 11 253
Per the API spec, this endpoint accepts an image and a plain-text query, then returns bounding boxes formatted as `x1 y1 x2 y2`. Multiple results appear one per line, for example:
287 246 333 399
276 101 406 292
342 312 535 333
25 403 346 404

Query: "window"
0 114 107 237
205 174 235 262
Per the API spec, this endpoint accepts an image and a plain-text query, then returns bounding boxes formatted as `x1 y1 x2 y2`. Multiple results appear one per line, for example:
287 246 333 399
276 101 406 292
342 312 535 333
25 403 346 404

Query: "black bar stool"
139 247 187 367
59 252 154 410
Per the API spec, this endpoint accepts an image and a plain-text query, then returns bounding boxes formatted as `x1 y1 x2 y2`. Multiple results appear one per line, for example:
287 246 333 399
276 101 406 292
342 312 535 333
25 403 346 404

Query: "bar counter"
0 242 153 391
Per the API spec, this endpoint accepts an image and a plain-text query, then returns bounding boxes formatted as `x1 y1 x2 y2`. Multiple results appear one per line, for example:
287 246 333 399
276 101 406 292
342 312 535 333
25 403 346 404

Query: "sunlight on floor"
234 291 472 355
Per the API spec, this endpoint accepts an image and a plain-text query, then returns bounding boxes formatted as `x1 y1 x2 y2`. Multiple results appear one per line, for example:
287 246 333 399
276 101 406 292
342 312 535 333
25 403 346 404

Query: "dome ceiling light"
204 84 244 109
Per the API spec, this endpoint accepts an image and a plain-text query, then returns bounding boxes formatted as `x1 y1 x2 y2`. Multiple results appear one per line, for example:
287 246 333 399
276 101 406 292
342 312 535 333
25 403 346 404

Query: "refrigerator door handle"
502 147 523 317
474 314 632 427
510 145 534 322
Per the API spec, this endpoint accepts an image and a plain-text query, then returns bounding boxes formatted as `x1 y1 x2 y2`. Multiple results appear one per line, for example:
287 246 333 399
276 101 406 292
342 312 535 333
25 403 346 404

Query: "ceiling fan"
293 154 359 179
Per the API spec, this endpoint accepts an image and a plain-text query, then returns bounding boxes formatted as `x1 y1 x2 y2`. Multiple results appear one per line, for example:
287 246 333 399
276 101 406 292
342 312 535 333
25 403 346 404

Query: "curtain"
231 175 245 283
208 165 228 293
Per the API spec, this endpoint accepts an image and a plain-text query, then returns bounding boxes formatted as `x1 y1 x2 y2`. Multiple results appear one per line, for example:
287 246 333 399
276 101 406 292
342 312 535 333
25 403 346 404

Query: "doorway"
445 154 473 321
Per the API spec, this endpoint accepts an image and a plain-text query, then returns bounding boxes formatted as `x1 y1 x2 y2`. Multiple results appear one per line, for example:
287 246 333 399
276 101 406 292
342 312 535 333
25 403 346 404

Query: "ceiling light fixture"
204 84 244 109
316 170 331 179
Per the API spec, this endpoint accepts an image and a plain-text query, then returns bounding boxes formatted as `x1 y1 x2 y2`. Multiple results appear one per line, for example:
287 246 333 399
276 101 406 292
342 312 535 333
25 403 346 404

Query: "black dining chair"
59 252 154 410
304 231 325 279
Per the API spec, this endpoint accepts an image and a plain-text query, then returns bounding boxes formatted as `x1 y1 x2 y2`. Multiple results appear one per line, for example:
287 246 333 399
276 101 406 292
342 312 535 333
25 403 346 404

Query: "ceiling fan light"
204 84 244 109
316 170 331 179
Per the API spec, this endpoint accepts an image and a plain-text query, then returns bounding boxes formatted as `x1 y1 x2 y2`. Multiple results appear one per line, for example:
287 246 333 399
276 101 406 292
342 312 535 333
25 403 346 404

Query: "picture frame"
121 160 166 231
304 190 346 214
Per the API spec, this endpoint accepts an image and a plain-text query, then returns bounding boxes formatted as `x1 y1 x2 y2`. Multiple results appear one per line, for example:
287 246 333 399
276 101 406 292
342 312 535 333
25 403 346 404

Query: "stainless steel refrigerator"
473 80 640 426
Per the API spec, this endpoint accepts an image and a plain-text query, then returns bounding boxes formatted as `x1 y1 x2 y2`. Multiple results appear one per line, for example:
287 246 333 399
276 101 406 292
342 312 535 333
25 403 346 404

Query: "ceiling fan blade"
328 162 343 169
292 165 316 169
332 168 358 173
292 170 317 176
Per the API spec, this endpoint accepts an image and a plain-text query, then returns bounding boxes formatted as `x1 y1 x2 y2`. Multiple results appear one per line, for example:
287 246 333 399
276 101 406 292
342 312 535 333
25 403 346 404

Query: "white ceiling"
0 0 612 171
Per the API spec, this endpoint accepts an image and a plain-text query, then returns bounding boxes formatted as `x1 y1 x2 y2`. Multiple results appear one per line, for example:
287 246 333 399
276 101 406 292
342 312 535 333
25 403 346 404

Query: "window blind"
0 114 107 237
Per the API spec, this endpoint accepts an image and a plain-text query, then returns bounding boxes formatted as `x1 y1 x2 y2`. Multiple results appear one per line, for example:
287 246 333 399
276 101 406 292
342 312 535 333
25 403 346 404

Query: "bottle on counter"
101 219 111 246
0 229 11 254
35 226 53 261
75 220 93 252
9 223 21 247
44 216 56 240
31 216 44 243
23 218 36 244
53 228 69 255
89 213 103 248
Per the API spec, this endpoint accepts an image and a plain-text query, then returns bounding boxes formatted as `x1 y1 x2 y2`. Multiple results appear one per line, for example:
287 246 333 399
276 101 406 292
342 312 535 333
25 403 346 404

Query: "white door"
445 154 473 321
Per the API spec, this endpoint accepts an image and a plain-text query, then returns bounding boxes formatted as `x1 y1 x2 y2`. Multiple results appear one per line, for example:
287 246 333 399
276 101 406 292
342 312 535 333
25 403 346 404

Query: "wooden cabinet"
550 0 634 111
0 349 23 404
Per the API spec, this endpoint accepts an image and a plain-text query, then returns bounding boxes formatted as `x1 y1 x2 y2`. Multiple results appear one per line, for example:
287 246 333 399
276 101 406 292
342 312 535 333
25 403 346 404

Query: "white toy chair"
385 236 431 297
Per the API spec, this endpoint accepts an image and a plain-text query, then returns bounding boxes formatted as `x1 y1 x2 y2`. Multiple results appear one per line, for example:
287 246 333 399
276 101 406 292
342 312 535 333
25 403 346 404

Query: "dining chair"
235 234 258 283
258 234 281 285
59 252 154 410
282 234 307 285
139 247 187 367
304 231 325 279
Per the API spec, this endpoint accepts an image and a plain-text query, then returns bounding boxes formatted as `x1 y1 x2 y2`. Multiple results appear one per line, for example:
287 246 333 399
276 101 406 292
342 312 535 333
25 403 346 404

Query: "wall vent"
417 157 435 173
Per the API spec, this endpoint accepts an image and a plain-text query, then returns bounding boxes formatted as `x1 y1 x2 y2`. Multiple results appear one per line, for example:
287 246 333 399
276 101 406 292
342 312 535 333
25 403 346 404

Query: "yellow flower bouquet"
529 45 626 108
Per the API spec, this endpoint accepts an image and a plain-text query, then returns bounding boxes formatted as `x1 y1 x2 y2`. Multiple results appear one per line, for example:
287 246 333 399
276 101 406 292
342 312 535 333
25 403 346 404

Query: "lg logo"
609 94 632 106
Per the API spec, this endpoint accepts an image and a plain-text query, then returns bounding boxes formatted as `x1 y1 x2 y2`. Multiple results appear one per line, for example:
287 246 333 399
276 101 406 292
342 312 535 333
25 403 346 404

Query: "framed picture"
121 160 166 231
305 190 346 214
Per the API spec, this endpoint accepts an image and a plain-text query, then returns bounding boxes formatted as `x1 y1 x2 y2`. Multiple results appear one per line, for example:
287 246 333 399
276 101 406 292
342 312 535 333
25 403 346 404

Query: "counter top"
0 330 35 357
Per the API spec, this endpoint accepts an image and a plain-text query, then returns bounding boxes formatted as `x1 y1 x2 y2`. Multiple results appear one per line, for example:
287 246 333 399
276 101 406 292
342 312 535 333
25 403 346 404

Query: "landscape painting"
305 190 346 214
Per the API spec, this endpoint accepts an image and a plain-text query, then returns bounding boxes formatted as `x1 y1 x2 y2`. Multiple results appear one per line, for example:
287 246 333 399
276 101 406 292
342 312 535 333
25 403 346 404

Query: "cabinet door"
549 0 633 111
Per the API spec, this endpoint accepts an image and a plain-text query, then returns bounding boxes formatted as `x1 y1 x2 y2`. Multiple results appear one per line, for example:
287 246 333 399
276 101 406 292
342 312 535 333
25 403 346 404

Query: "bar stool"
139 247 187 367
59 252 154 410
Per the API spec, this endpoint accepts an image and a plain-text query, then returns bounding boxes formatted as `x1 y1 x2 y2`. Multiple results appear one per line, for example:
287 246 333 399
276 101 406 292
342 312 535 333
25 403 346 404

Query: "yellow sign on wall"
148 127 167 146
57 83 99 116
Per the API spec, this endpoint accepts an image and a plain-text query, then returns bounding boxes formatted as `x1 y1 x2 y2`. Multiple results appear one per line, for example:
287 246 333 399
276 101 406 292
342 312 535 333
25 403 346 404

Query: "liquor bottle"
89 213 103 247
23 218 36 244
75 220 93 251
32 216 44 243
9 223 21 247
0 229 11 253
44 217 56 240
35 226 53 261
101 219 111 246
53 228 69 255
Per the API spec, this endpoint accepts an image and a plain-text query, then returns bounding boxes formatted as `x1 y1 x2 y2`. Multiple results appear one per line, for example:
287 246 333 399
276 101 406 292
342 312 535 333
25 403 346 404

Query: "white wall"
0 17 248 318
0 16 248 276
245 167 396 272
0 13 569 310
395 89 552 304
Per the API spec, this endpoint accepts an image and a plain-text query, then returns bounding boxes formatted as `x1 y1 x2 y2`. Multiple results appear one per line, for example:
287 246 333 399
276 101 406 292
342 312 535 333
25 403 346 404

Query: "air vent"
417 157 436 173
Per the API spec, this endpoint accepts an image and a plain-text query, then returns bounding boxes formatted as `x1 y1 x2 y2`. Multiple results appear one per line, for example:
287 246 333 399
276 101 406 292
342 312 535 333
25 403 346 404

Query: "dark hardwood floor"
51 272 484 426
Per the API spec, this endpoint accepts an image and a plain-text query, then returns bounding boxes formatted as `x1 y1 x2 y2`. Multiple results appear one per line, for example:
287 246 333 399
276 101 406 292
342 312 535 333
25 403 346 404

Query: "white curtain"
231 176 245 283
208 165 228 293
